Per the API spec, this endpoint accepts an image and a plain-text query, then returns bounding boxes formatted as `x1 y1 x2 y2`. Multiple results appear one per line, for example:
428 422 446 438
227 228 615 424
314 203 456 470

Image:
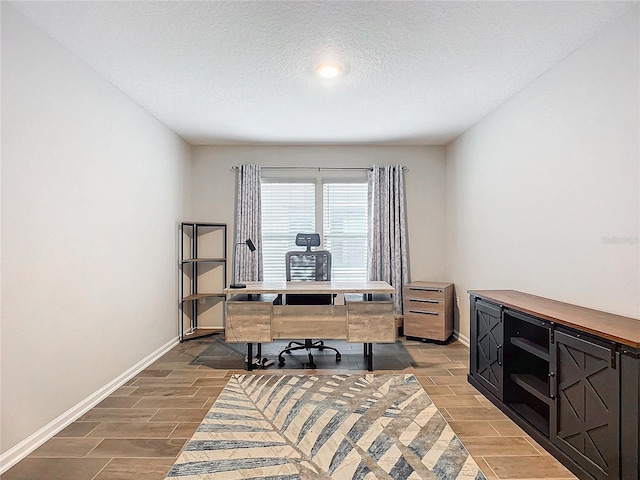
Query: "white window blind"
261 182 315 281
323 182 368 281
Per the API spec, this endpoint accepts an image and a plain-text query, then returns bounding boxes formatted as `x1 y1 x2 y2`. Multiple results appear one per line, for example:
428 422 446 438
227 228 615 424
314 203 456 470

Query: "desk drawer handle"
408 298 440 304
409 310 439 315
409 287 443 292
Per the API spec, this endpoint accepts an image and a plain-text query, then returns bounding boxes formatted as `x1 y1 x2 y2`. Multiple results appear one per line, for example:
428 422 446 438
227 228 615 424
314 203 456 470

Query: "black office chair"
278 233 341 368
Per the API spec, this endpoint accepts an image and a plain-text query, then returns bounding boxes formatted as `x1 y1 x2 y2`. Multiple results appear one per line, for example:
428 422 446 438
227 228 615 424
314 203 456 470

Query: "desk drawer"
347 300 395 343
226 301 272 343
272 305 347 340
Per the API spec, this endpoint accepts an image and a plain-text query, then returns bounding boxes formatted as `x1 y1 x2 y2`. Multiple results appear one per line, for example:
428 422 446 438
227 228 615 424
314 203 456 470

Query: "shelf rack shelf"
182 258 226 264
508 402 550 436
510 336 550 361
510 373 551 405
179 222 227 342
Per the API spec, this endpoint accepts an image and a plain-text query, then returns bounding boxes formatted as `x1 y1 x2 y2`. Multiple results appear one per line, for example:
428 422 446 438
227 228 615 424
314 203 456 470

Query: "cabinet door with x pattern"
551 330 620 480
470 298 504 400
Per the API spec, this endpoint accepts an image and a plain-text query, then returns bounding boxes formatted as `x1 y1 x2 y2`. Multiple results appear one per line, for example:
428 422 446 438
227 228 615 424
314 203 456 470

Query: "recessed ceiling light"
316 64 342 79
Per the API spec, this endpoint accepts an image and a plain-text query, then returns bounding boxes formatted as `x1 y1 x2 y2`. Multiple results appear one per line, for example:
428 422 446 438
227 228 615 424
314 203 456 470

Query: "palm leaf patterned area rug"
166 373 487 479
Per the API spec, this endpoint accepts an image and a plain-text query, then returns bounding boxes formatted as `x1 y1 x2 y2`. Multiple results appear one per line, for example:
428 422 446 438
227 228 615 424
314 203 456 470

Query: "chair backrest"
294 233 321 252
286 250 332 281
285 234 332 305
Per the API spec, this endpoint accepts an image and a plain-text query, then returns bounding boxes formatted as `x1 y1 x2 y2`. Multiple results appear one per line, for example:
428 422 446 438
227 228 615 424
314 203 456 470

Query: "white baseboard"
0 338 179 474
453 331 470 347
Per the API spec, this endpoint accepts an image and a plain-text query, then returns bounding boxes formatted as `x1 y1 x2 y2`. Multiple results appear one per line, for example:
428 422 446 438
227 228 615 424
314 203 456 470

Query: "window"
261 178 368 282
261 182 315 281
323 182 368 281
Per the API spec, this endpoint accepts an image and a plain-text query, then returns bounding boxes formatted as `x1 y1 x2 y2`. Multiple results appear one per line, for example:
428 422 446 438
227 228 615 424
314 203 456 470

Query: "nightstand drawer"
404 286 445 302
404 297 445 314
405 309 443 322
405 311 447 340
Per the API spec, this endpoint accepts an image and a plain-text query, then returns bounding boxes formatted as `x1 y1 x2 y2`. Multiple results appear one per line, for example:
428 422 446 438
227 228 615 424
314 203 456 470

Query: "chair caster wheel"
262 358 275 367
336 353 342 362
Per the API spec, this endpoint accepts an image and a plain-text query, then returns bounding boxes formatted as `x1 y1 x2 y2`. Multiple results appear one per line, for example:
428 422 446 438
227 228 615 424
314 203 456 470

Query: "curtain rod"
231 165 407 171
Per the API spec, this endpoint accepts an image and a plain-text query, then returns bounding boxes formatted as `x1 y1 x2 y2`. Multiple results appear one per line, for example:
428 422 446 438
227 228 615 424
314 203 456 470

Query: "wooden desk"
224 281 396 371
226 280 395 296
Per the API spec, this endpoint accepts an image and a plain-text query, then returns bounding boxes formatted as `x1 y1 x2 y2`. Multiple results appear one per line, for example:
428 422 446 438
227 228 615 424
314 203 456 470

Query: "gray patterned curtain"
368 165 408 314
234 164 263 283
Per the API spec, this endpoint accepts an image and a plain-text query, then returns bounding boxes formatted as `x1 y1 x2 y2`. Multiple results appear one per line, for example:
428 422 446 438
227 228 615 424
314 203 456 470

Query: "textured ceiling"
10 1 635 145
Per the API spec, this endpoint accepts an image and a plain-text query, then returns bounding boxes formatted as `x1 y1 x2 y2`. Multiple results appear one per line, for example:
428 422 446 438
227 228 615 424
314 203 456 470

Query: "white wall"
190 146 448 288
1 4 191 455
446 7 640 343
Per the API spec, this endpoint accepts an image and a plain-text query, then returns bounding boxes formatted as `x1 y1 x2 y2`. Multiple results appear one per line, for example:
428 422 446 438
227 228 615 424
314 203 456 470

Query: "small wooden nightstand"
403 281 454 342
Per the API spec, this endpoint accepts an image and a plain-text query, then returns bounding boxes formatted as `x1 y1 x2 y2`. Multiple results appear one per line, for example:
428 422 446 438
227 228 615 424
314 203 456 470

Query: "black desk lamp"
230 238 256 289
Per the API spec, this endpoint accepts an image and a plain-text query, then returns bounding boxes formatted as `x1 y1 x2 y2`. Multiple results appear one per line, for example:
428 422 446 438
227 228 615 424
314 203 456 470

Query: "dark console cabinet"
468 290 640 480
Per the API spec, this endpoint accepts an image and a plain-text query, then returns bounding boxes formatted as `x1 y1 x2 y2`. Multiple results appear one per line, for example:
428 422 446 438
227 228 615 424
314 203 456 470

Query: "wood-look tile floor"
1 336 577 480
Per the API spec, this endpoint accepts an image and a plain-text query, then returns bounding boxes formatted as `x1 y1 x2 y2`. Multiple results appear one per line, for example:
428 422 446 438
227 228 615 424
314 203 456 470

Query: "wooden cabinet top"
406 281 453 289
468 290 640 348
